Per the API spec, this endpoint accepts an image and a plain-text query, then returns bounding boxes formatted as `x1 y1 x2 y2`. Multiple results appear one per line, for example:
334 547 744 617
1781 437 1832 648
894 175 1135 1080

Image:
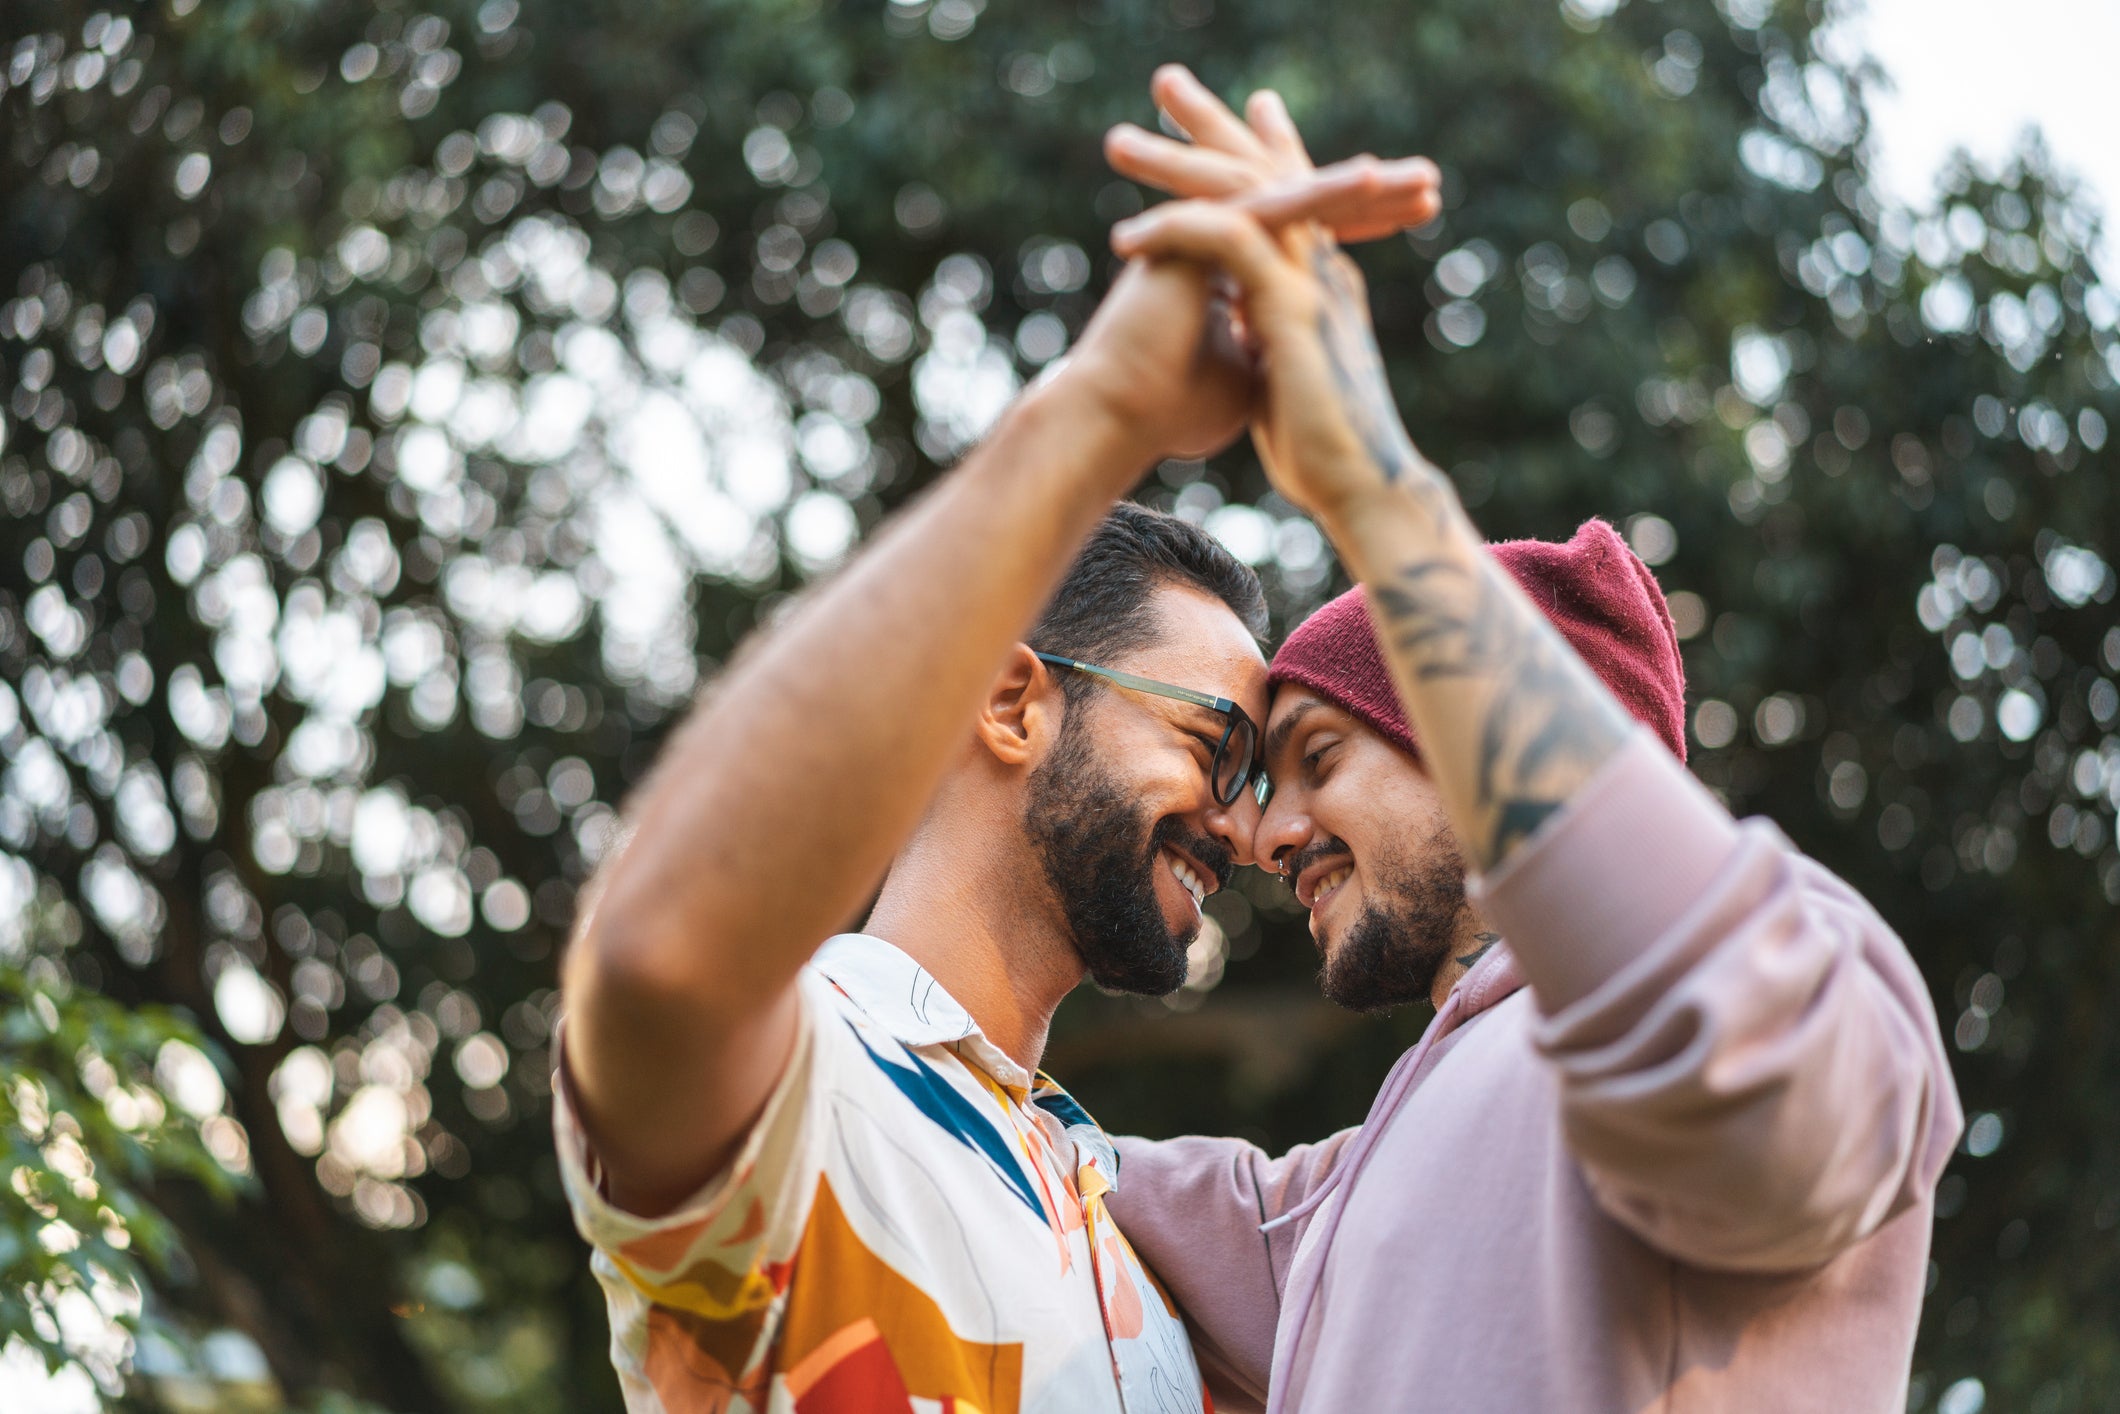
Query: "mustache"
1150 815 1234 891
1279 836 1354 888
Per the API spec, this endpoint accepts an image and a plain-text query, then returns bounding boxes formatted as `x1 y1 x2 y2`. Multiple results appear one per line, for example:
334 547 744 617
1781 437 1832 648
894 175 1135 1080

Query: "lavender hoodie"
1109 733 1963 1413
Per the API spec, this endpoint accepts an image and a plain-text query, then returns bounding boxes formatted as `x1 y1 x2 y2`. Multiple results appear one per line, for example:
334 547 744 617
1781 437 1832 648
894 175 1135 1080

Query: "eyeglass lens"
1214 715 1257 805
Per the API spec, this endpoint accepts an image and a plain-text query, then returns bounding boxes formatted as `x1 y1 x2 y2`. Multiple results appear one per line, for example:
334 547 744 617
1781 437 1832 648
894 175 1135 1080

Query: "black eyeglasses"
1033 651 1268 807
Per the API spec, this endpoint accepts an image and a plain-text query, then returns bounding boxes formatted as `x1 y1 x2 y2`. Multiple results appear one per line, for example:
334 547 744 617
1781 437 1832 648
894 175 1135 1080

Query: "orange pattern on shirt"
642 1176 1024 1414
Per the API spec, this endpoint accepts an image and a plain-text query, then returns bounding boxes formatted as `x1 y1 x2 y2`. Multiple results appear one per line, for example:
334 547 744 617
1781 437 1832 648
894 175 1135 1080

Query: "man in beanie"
1100 83 1962 1413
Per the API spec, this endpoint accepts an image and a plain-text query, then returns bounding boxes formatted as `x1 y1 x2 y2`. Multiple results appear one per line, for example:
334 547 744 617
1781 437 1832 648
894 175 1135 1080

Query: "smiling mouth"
1163 849 1209 910
1310 865 1351 911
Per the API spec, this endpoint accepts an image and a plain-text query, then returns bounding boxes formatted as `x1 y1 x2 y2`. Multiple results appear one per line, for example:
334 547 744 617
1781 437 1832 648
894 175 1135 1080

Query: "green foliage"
2 941 239 1394
1 0 2116 1409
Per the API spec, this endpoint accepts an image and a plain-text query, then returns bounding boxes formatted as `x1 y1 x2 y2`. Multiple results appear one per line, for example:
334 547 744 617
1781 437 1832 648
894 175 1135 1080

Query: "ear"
973 644 1063 768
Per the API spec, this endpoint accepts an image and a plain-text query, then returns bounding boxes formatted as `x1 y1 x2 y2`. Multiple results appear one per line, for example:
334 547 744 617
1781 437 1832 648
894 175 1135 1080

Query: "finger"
1336 208 1442 244
1105 124 1266 199
1151 63 1273 165
1250 182 1440 243
1244 90 1313 174
1110 201 1309 321
1236 157 1442 242
1238 156 1439 222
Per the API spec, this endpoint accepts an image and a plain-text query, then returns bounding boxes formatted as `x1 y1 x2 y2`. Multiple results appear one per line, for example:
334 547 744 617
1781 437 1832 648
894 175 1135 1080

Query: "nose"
1252 791 1314 878
1205 785 1264 870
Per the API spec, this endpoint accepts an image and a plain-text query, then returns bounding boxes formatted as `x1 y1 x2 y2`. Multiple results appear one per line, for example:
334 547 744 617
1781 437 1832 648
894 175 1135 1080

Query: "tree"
2 0 2113 1408
1 901 243 1407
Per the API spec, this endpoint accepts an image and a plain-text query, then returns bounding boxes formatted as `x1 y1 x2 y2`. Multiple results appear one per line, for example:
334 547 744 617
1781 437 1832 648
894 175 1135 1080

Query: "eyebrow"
1264 700 1329 767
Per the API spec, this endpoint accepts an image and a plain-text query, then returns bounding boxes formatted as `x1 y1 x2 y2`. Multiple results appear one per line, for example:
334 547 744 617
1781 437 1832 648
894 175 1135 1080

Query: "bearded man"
553 114 1442 1407
1101 71 1963 1414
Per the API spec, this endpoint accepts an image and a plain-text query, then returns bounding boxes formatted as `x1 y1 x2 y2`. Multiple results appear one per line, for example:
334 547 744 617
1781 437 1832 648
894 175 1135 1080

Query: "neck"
863 818 1085 1073
1428 919 1504 1011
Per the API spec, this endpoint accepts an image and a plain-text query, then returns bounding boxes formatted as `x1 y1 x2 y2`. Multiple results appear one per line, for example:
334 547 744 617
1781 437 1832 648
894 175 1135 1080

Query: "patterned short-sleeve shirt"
555 933 1209 1413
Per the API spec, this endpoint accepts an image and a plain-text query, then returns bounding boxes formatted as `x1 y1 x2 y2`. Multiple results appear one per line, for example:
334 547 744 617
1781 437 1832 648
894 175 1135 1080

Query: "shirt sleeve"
551 967 836 1309
1107 1129 1355 1410
1473 730 1965 1273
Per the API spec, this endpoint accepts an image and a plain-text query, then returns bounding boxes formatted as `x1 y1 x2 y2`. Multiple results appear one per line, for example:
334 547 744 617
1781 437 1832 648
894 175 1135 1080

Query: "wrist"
1014 356 1166 491
1318 475 1479 582
951 361 1161 529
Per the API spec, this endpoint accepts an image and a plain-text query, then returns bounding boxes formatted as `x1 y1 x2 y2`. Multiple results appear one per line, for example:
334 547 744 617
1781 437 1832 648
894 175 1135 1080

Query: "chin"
1316 902 1450 1015
1082 938 1189 996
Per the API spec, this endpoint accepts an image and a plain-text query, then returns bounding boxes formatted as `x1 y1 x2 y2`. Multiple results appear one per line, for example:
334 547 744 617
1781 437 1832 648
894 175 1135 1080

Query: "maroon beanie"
1270 519 1688 761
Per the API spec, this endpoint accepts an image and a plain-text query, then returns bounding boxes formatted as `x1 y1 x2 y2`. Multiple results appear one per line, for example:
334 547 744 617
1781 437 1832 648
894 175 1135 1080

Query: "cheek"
1118 750 1203 823
1148 741 1219 804
1336 750 1449 846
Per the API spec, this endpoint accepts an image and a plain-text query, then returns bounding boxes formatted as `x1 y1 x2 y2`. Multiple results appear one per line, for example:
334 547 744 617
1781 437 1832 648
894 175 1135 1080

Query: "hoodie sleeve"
1471 730 1964 1274
1107 1130 1354 1411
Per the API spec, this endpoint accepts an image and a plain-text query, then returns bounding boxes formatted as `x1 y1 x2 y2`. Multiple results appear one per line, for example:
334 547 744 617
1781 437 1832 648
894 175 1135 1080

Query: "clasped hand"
1066 66 1451 525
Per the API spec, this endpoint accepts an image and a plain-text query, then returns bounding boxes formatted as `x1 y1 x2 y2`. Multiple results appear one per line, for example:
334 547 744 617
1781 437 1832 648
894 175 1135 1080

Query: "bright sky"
1832 0 2120 279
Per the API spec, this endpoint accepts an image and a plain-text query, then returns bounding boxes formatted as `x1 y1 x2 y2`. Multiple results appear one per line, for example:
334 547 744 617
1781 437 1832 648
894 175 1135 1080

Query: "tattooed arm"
1113 207 1627 869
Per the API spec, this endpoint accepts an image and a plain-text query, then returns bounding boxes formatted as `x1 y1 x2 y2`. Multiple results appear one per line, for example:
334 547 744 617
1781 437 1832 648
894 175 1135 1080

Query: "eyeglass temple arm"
1030 651 1233 712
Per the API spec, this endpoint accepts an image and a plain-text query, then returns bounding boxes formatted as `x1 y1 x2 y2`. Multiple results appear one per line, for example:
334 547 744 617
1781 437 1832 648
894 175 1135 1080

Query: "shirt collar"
812 934 1120 1185
811 933 1034 1090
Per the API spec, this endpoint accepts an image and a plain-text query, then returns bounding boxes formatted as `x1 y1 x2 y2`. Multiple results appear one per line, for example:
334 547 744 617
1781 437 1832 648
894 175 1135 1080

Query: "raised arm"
562 259 1249 1213
1114 201 1958 1269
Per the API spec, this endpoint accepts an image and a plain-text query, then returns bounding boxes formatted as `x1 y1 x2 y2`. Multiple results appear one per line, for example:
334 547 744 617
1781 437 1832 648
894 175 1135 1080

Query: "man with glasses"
552 157 1433 1405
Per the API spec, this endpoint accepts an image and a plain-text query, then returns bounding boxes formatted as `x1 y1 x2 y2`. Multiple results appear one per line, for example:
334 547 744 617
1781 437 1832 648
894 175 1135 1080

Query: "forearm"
563 374 1155 1208
590 373 1154 996
1318 477 1629 870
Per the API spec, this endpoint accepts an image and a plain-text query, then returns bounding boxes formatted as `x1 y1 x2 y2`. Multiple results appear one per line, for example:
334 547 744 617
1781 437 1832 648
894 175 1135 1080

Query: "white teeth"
1168 854 1206 908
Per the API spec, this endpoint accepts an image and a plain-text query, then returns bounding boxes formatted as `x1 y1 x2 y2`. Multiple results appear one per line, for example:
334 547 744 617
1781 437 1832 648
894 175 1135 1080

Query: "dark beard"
1024 706 1230 996
1302 830 1472 1013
